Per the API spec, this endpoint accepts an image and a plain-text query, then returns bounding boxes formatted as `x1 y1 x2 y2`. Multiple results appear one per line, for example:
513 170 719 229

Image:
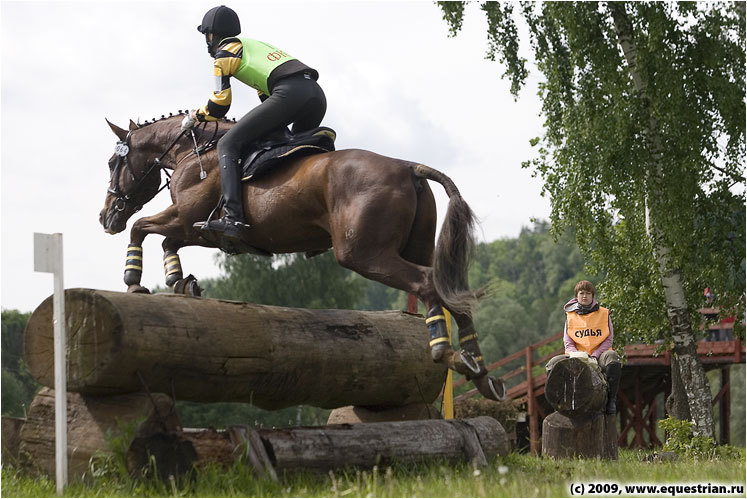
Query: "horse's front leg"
123 204 186 293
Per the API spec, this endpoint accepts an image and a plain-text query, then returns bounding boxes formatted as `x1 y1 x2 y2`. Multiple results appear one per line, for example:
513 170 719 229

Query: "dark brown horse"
100 114 505 401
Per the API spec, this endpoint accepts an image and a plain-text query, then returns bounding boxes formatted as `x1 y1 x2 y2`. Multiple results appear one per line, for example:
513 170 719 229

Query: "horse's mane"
135 111 237 129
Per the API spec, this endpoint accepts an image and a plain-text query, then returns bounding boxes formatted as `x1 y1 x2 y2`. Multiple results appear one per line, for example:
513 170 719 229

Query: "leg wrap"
163 251 184 287
426 306 450 361
123 245 143 286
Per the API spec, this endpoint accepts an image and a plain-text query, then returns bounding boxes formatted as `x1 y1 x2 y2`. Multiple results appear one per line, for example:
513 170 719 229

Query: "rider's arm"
195 41 243 122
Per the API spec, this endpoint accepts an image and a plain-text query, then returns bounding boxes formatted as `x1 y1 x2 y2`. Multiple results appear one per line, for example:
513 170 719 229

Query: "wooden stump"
2 416 25 464
542 357 617 460
25 289 446 409
545 357 607 418
541 411 618 460
454 398 518 448
327 404 442 424
18 387 177 479
127 417 510 480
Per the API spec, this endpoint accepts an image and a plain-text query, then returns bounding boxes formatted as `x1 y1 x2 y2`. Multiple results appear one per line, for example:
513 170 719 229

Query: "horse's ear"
129 120 140 131
106 118 129 141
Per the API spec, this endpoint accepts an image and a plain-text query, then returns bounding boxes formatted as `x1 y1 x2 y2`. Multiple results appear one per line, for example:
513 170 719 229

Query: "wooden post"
526 346 539 456
634 371 644 448
33 233 67 493
443 310 454 420
720 367 731 445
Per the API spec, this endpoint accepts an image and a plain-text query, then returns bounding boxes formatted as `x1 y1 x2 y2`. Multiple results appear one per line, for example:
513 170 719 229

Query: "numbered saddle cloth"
241 126 336 182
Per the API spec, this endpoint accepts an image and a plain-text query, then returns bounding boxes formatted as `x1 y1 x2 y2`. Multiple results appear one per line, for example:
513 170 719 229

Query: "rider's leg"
201 74 326 240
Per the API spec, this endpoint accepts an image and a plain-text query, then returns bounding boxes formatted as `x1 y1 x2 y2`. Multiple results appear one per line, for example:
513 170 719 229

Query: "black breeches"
217 73 327 159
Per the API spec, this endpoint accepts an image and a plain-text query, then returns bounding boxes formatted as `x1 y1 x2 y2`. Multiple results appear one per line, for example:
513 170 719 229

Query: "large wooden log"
544 357 607 418
541 411 618 460
24 289 446 409
127 417 510 479
18 387 177 480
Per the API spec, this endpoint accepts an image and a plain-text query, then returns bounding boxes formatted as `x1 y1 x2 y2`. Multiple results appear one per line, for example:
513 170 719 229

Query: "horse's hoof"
127 284 151 294
445 350 487 377
431 344 453 362
173 274 202 297
473 375 506 401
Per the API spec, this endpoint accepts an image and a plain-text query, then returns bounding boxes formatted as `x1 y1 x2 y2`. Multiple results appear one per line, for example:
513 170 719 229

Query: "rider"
182 5 327 243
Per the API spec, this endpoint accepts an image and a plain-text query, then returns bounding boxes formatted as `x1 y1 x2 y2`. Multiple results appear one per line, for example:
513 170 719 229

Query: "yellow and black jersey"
196 37 318 122
196 40 255 122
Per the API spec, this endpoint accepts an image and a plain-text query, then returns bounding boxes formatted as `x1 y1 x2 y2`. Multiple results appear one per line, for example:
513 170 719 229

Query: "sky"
1 1 550 313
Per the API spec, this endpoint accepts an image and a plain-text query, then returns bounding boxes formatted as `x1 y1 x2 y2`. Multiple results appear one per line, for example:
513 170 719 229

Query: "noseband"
108 129 184 212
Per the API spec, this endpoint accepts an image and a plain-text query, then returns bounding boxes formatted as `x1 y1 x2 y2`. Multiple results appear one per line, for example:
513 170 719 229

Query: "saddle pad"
241 144 329 182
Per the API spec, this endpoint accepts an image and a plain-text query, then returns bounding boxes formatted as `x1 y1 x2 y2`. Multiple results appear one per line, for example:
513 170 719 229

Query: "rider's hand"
588 356 599 366
181 111 197 132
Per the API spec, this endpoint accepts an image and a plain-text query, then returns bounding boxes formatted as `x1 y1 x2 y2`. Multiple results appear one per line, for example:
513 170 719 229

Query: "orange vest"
566 307 610 355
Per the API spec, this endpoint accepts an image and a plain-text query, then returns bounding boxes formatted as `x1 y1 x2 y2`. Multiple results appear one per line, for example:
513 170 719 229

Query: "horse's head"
99 119 166 234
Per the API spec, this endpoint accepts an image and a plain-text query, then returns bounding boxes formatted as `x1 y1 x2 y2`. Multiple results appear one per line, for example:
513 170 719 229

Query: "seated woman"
546 280 622 414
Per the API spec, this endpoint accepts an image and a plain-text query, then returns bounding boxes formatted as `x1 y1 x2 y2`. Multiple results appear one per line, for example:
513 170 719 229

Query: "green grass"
3 448 745 498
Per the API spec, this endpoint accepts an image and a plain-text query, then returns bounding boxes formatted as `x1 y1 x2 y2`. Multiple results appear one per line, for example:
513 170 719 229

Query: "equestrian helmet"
197 5 241 37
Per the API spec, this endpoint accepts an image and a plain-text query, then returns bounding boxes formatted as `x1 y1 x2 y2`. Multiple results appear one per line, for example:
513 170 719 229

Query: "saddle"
240 126 336 182
197 126 336 255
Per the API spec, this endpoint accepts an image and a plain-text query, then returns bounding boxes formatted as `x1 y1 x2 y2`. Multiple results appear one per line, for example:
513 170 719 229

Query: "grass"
2 448 745 498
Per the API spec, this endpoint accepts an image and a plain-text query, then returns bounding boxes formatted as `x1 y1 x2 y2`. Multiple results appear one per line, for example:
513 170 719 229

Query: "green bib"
234 37 298 95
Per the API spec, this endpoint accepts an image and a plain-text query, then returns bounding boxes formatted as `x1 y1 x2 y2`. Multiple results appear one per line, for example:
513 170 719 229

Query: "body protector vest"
566 307 610 355
234 38 298 95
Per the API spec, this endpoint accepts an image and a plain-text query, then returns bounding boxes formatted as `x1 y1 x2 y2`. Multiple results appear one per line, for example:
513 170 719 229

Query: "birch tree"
438 1 745 438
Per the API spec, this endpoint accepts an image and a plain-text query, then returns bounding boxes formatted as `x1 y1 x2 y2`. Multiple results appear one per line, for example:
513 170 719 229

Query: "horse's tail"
412 164 478 317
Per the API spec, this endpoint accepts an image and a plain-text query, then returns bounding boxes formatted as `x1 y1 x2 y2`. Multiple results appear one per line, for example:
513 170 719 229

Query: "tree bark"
608 1 714 439
542 411 618 460
127 417 510 480
24 289 446 410
544 358 608 418
18 387 177 480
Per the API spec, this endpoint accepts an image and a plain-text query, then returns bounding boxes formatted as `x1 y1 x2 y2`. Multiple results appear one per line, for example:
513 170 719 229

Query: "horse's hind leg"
401 190 505 400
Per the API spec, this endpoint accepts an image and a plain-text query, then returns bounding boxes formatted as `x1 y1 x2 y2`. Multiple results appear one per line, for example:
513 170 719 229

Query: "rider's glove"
181 111 197 132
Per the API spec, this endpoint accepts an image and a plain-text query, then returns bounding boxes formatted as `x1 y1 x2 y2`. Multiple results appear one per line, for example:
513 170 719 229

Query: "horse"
100 113 505 401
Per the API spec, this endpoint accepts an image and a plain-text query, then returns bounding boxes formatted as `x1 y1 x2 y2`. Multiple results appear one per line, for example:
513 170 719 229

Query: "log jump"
24 289 447 410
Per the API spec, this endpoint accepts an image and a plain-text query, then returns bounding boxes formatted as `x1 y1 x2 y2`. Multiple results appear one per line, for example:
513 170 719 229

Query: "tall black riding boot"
605 361 622 414
202 155 251 242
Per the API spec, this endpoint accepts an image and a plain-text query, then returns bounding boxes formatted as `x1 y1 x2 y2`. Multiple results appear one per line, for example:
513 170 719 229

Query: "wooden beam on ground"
126 417 511 479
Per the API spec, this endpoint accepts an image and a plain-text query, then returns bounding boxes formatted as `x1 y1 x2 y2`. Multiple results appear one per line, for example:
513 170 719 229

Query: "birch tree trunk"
609 2 714 438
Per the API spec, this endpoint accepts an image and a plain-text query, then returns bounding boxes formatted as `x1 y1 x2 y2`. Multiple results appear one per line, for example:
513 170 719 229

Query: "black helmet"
197 5 240 37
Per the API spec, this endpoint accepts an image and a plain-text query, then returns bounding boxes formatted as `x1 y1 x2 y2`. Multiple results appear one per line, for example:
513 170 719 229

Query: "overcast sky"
1 1 550 313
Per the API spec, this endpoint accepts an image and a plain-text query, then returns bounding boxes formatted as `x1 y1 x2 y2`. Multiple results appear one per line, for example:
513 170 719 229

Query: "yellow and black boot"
123 245 143 286
163 251 183 287
426 306 452 362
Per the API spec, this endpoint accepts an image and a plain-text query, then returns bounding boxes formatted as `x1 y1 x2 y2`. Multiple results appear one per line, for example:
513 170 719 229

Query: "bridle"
107 120 220 212
107 129 184 212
